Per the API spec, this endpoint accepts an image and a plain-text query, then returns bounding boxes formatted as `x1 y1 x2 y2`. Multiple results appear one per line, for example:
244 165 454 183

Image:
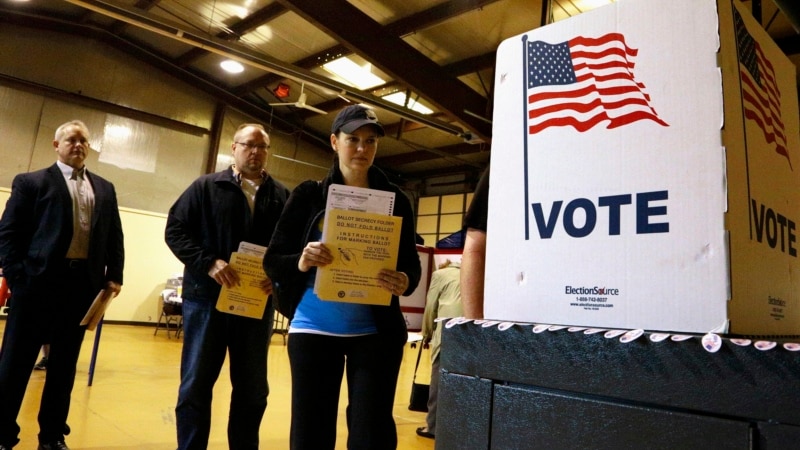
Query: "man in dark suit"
0 120 125 450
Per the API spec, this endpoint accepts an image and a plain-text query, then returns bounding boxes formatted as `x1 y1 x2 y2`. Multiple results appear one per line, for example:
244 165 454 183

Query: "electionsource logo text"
565 286 620 296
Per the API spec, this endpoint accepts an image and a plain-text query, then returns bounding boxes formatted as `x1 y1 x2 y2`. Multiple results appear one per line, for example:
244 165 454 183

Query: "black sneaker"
38 440 69 450
33 357 48 370
416 427 435 439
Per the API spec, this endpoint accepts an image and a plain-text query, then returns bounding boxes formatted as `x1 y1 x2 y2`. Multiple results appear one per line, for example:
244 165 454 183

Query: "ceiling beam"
238 48 496 103
404 164 489 181
175 3 289 67
232 45 349 96
446 52 497 77
232 0 500 97
0 72 208 137
773 0 800 33
1 1 493 181
376 142 486 167
0 8 329 145
109 0 162 34
777 35 800 56
384 0 502 36
61 0 468 139
275 0 492 141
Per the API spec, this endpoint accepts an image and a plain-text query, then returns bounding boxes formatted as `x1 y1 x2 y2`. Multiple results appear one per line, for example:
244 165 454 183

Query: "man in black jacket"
165 123 289 450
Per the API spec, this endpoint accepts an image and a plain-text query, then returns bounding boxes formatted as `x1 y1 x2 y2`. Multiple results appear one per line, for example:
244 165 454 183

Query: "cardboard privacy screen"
485 0 800 335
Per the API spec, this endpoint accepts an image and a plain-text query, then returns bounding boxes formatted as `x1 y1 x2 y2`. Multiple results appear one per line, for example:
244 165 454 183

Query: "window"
416 193 469 246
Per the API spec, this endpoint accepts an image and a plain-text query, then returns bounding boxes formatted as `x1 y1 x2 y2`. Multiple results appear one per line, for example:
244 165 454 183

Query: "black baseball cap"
331 105 385 136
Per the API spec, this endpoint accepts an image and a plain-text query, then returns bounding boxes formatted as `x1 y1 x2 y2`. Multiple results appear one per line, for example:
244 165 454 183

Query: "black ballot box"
437 322 800 450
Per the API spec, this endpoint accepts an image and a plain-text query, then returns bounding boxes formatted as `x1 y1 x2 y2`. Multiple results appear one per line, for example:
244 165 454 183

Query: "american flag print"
526 33 668 134
734 8 791 170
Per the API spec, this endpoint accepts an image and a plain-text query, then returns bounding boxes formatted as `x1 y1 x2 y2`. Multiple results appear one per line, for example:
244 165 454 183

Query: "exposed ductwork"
63 0 478 141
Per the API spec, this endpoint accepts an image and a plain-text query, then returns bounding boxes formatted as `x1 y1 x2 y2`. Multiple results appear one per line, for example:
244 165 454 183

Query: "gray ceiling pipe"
773 0 800 33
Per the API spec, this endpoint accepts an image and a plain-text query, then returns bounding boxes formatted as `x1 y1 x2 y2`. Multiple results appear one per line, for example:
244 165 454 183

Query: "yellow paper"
216 252 269 319
315 209 403 305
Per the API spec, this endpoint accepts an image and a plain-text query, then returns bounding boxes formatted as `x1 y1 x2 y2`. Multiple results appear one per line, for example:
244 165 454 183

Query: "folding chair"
154 289 183 339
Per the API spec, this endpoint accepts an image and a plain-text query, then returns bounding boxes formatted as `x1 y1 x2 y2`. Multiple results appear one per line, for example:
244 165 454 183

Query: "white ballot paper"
237 241 267 257
324 184 396 217
314 184 400 305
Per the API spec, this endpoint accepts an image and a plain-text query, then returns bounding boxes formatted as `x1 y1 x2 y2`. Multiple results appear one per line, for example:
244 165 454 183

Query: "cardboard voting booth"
486 0 800 335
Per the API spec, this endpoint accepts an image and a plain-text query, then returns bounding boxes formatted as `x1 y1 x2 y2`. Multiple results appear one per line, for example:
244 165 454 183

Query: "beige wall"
0 189 182 323
0 23 334 207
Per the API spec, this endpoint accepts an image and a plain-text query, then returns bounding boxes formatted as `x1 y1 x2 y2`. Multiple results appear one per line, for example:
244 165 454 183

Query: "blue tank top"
289 215 377 336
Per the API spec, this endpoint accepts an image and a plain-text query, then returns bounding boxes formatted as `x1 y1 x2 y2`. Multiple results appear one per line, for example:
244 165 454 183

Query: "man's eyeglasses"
235 142 269 151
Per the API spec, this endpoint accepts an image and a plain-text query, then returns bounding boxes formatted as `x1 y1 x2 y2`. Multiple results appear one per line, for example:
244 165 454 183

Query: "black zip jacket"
165 167 290 303
263 164 421 345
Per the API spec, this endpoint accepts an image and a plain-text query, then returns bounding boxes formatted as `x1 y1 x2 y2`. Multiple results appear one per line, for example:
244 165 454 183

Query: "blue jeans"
176 297 273 450
287 332 404 450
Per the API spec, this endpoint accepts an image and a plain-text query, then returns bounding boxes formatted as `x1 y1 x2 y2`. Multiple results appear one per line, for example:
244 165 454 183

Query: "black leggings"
287 332 404 450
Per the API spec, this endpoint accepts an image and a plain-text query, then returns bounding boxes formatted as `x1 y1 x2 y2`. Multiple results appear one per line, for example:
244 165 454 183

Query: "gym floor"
1 321 436 449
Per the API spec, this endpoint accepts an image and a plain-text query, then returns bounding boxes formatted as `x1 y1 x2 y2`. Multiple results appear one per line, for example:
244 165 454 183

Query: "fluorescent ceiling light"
230 6 250 19
323 57 385 90
382 92 433 115
220 59 244 74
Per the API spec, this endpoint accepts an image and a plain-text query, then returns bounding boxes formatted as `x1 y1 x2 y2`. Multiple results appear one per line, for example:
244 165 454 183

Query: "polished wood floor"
0 320 436 449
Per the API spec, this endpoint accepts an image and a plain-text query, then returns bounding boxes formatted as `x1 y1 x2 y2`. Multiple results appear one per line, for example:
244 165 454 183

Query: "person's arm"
165 179 220 278
262 181 320 319
104 182 125 291
263 181 317 283
394 190 422 295
0 174 35 287
104 280 123 297
461 228 486 319
421 273 442 341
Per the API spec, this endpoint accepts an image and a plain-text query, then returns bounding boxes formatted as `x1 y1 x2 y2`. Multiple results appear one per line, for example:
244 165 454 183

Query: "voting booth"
485 0 800 336
438 1 800 448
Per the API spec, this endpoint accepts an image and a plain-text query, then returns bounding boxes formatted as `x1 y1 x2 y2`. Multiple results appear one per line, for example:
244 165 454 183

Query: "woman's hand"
378 269 409 296
298 241 333 272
